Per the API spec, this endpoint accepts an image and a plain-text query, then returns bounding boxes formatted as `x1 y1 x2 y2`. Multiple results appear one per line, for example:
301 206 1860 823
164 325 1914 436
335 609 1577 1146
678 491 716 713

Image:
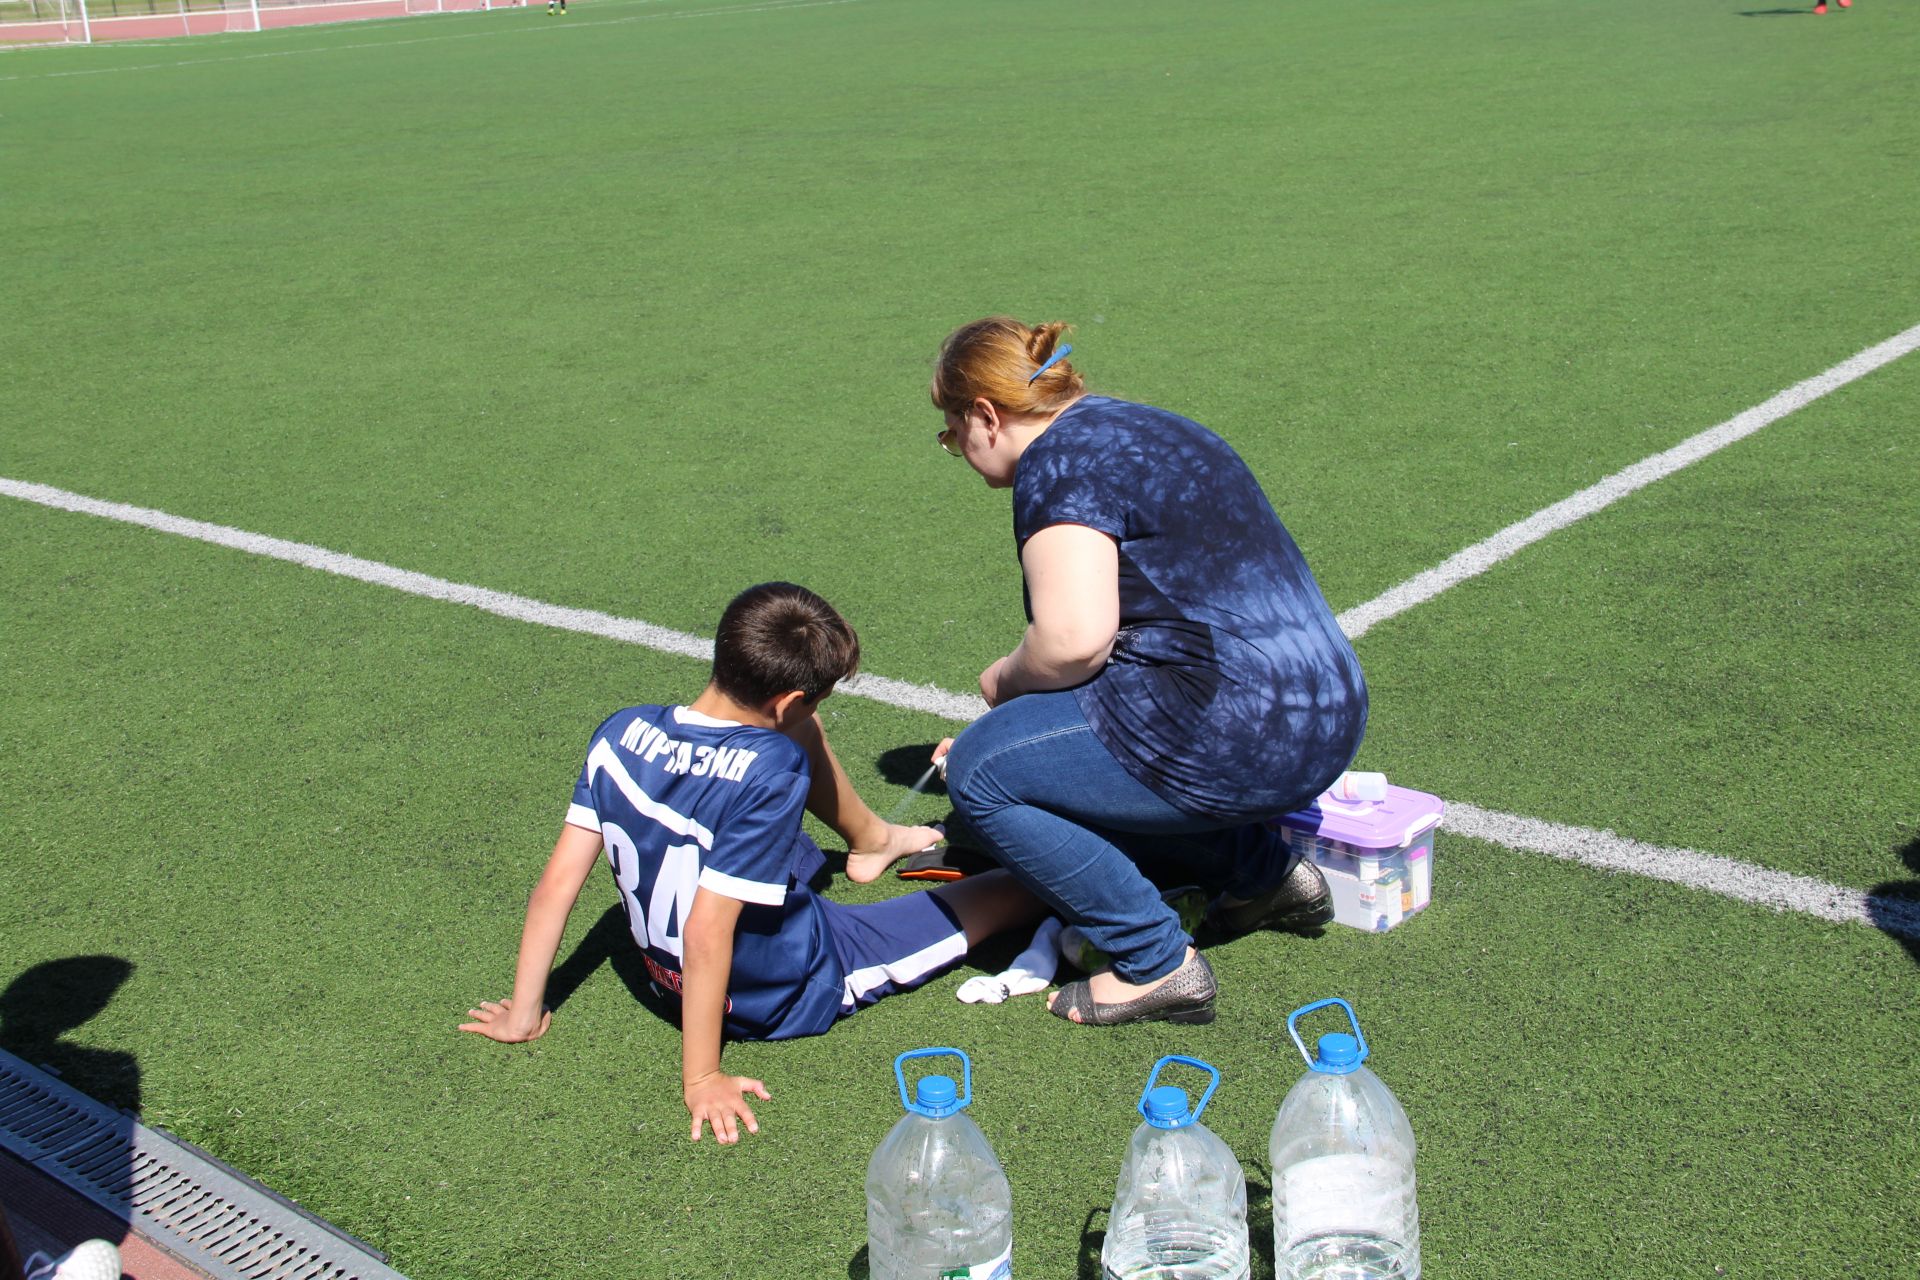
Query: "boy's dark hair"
711 582 860 707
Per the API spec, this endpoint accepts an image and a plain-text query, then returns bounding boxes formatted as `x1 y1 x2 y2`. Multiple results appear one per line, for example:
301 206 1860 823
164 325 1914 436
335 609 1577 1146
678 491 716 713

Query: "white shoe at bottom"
23 1238 122 1280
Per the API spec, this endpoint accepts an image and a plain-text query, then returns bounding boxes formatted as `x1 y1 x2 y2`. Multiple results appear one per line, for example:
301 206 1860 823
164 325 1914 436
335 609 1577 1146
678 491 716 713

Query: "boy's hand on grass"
458 997 551 1043
685 1072 770 1144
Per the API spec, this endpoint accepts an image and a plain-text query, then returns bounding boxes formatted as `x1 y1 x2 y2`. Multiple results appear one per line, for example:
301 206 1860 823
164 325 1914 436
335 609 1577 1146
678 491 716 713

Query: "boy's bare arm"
459 822 603 1043
680 887 770 1144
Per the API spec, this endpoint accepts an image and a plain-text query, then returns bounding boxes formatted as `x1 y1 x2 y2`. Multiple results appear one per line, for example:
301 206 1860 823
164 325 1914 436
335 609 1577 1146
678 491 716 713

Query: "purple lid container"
1276 784 1445 850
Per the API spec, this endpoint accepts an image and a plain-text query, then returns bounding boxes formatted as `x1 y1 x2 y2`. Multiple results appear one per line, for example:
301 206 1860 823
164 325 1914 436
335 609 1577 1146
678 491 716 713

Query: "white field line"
1337 321 1920 641
3 474 1915 940
1447 803 1920 940
0 0 868 79
0 477 986 722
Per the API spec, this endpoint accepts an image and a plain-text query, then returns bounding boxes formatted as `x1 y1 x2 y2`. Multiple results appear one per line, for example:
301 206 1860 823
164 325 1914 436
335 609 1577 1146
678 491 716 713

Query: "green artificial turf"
3 0 1915 676
3 0 1918 1276
1359 355 1920 892
5 499 1917 1280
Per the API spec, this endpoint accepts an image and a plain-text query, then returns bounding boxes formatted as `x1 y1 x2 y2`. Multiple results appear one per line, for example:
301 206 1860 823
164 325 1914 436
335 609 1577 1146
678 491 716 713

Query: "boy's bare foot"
845 823 944 884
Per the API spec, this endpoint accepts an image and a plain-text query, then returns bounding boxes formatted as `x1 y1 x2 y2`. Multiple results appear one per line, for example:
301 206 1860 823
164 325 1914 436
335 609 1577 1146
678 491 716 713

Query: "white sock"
957 918 1063 1004
24 1241 121 1280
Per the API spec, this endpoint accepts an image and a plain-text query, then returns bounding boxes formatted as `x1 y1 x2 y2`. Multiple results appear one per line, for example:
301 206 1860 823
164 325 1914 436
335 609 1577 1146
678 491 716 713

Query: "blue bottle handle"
894 1047 971 1112
1285 998 1369 1069
1139 1055 1220 1124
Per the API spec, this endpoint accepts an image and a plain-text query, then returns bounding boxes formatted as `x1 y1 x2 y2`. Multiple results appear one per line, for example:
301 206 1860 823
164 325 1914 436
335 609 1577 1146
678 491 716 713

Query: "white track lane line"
1338 321 1920 641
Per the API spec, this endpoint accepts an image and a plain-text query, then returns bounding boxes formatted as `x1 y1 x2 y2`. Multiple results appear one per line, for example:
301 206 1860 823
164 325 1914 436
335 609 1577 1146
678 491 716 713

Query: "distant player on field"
460 582 1043 1143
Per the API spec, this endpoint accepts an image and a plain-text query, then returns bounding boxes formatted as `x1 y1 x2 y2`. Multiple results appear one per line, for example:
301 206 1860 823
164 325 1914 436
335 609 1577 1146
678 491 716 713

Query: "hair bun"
931 315 1085 416
1027 321 1070 360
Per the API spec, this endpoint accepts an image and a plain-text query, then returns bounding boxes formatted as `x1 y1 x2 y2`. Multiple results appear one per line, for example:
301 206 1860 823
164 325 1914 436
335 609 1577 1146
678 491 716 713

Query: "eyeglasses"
936 425 962 458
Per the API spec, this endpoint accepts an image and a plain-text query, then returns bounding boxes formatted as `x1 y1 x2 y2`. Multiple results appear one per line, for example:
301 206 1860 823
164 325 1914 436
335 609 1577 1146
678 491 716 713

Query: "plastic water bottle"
866 1048 1013 1280
1270 1000 1420 1280
1101 1055 1249 1280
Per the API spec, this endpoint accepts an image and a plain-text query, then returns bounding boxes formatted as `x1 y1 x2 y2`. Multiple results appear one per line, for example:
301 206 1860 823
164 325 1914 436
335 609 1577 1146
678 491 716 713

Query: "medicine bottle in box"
1270 784 1444 932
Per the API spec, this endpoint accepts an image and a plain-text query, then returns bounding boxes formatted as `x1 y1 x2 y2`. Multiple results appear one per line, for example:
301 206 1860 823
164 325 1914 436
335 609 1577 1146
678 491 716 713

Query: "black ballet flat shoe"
1047 951 1217 1027
1204 857 1334 937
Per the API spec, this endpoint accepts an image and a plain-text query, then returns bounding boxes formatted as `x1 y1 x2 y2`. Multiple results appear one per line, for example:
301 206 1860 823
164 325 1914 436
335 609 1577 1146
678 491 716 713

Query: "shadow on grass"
1077 1202 1106 1279
0 956 138 1113
1736 7 1812 14
1866 830 1920 968
875 743 950 792
1249 1174 1275 1275
544 905 676 1019
0 956 140 1260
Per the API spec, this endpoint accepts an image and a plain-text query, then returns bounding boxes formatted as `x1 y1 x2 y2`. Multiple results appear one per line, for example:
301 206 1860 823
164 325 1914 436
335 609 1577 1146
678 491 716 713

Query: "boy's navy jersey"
565 704 843 1041
1013 396 1368 820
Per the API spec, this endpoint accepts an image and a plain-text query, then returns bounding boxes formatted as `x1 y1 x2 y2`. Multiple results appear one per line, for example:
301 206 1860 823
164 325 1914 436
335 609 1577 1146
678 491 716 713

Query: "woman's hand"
978 656 1017 708
931 738 955 779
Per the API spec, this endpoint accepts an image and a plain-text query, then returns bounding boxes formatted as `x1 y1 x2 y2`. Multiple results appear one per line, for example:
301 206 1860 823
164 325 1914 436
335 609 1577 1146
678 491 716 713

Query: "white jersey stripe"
564 802 601 832
585 739 714 850
840 928 969 1009
697 866 786 907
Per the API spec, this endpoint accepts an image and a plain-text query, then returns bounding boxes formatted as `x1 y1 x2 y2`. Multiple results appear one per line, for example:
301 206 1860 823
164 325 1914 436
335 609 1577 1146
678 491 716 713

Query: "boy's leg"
782 711 941 883
927 869 1050 946
817 872 1044 1018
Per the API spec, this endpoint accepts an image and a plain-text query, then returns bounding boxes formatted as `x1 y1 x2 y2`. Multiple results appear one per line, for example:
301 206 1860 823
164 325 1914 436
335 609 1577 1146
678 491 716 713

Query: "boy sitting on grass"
460 582 1043 1143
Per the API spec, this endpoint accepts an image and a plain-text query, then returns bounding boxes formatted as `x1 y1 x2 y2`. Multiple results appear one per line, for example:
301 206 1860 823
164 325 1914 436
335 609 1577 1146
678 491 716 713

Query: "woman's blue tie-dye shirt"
1012 395 1367 820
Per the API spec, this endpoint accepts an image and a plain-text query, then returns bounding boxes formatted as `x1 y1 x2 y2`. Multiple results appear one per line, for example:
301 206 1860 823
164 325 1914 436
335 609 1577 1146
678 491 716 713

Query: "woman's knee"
942 729 1002 820
945 693 1084 816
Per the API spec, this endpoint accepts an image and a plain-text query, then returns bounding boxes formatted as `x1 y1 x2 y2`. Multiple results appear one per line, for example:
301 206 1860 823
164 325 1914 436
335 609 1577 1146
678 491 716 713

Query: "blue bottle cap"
1142 1085 1193 1129
913 1074 961 1117
1136 1058 1219 1127
895 1048 973 1117
1287 999 1370 1073
1314 1032 1363 1074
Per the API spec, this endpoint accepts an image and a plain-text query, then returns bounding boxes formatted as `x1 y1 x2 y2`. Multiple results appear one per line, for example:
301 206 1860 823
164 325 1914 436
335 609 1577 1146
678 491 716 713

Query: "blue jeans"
944 690 1297 984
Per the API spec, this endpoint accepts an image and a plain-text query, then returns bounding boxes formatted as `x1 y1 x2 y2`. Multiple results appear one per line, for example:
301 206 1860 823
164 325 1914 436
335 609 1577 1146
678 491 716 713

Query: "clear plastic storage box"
1271 784 1445 932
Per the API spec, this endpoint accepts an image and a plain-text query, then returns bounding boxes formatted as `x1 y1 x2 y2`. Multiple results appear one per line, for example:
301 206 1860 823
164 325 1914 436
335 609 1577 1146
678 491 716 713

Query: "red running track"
3 0 522 46
1 1150 213 1280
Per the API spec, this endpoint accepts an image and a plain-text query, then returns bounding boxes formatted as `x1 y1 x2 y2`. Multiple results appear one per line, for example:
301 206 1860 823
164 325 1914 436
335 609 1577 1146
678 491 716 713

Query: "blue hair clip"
1027 343 1072 384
